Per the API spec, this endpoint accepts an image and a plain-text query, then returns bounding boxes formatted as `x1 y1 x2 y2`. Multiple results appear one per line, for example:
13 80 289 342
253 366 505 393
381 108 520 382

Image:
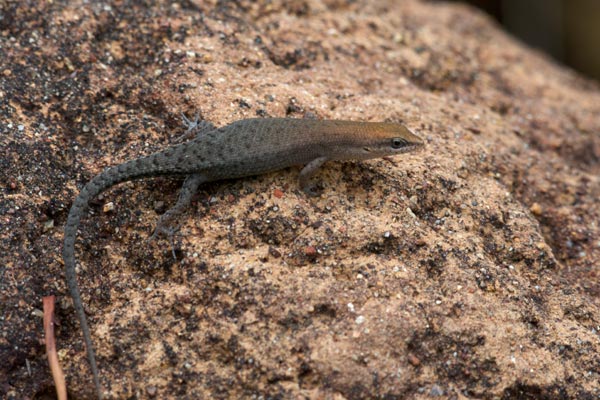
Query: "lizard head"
331 121 424 160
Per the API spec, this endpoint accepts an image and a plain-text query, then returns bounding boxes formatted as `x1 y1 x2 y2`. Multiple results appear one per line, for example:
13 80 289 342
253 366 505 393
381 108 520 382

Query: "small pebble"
146 386 157 397
31 309 44 318
103 202 115 213
304 246 317 257
268 246 281 258
409 195 418 207
530 202 542 215
154 201 165 212
430 384 444 396
408 353 421 366
43 219 54 232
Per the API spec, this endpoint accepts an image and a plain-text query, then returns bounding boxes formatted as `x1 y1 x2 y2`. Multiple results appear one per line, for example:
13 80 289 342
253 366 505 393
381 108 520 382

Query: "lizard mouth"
400 142 425 153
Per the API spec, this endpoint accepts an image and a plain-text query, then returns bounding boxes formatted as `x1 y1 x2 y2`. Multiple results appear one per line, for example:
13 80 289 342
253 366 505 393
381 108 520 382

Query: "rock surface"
1 0 599 398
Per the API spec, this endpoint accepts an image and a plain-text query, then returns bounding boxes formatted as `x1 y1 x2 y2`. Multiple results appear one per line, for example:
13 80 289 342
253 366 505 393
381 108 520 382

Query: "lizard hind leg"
174 114 216 143
149 173 206 258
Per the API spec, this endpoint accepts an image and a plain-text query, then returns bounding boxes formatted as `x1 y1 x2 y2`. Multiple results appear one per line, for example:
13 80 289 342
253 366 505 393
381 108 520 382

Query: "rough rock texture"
1 0 599 399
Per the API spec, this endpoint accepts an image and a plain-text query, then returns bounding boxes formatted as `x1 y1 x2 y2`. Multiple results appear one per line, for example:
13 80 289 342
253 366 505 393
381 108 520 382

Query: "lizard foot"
174 113 216 143
147 220 182 260
181 113 201 130
302 183 324 197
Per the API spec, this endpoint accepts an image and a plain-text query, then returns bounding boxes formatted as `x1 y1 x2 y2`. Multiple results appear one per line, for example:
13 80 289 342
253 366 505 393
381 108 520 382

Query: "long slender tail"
63 175 105 399
62 151 184 399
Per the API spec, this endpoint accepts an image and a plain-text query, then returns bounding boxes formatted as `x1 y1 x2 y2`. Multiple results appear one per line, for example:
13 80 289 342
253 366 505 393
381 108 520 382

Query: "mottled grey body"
62 117 423 399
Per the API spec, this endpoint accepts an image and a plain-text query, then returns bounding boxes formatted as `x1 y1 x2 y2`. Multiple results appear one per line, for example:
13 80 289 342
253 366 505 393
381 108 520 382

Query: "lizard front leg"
299 156 328 197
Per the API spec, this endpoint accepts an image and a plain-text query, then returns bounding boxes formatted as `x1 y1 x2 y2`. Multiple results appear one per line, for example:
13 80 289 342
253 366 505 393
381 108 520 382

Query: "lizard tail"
62 152 183 399
63 182 103 399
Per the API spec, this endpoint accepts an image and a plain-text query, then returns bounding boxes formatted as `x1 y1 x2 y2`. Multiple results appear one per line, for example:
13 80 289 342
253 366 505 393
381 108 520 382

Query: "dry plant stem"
44 295 67 400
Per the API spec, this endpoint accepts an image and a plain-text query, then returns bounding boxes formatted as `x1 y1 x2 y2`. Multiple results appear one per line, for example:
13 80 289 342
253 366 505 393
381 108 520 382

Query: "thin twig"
43 295 67 400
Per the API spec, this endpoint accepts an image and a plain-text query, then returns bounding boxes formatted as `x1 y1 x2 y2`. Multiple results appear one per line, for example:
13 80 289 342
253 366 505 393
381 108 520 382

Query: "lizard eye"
391 138 407 149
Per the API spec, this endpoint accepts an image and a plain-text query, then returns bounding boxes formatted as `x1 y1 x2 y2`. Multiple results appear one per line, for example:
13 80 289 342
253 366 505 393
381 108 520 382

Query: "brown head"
324 120 424 161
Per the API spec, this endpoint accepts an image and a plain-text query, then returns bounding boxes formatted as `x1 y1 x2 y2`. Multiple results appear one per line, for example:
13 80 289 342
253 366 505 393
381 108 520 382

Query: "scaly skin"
62 117 423 399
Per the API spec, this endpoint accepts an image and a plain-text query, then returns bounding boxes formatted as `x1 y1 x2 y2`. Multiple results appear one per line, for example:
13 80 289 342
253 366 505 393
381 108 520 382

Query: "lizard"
62 117 424 399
